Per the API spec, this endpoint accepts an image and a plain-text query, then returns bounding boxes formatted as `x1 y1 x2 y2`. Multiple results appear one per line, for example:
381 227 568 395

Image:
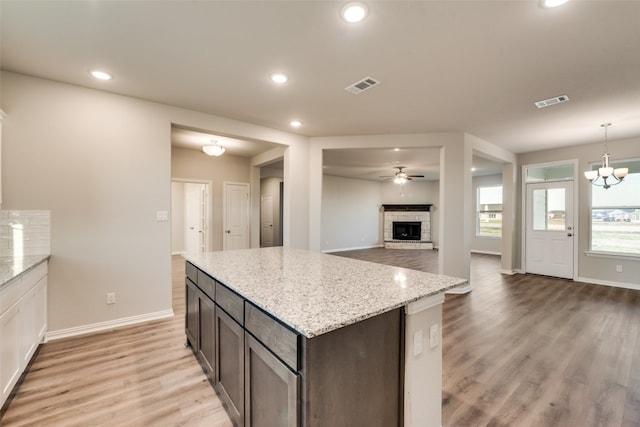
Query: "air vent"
534 94 570 108
345 76 380 94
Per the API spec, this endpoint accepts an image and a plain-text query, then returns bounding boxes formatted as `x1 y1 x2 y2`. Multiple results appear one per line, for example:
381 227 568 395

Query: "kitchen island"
185 247 466 427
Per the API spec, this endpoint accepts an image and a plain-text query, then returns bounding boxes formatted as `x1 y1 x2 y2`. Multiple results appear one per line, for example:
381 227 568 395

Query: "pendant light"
584 123 628 189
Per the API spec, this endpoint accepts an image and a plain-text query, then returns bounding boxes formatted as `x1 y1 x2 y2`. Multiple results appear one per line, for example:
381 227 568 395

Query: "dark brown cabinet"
216 308 245 426
198 293 216 379
245 333 299 427
185 277 199 350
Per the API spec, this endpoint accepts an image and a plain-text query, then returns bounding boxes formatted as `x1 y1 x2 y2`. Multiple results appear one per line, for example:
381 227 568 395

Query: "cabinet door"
216 308 244 426
198 295 216 380
1 304 21 406
185 278 199 350
245 334 299 427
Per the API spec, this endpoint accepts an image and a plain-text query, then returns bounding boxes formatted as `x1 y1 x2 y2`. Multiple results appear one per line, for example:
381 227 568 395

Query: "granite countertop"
0 255 50 290
185 247 467 338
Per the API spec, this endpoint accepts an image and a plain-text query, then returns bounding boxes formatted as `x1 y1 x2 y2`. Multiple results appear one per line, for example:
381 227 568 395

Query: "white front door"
224 182 250 250
185 183 206 254
261 194 274 247
525 181 574 279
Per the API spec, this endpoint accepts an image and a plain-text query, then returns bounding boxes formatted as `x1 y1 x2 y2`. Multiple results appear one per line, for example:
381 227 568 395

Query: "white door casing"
224 182 250 250
525 181 574 279
261 194 274 247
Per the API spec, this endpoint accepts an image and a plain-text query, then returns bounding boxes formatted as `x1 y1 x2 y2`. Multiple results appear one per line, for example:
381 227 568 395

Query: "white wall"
171 181 185 254
172 147 250 251
322 175 382 252
471 174 503 254
518 137 640 288
1 71 309 335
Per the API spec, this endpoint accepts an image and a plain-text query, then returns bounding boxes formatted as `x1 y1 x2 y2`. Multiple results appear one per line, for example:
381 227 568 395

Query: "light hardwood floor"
1 256 233 427
2 250 639 426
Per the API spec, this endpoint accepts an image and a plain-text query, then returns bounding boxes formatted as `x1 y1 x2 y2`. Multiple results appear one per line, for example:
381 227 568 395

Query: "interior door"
525 181 574 279
261 194 274 247
185 183 206 254
224 182 250 250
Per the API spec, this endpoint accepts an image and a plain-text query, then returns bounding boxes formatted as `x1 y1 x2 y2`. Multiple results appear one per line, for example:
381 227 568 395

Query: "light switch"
156 211 169 221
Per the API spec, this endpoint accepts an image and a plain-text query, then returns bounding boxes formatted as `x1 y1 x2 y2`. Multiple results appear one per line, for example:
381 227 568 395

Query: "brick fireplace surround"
382 204 434 250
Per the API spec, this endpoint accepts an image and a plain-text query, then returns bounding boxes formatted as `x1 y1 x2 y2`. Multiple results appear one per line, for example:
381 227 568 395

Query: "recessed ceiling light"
290 120 302 128
271 73 288 84
471 167 477 172
341 2 368 23
90 70 113 80
541 0 569 8
394 148 400 152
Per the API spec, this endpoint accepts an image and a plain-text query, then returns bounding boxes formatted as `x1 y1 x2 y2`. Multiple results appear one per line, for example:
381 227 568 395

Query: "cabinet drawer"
197 270 216 301
185 262 198 284
245 302 299 371
216 282 244 325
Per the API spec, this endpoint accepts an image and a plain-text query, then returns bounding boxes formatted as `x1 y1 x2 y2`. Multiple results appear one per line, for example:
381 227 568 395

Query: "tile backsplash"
0 210 51 257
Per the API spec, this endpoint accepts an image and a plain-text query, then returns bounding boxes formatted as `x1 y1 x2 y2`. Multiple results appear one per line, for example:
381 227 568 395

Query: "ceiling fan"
380 166 424 184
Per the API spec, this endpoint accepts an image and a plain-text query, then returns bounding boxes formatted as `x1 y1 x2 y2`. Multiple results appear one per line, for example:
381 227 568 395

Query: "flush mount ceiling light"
541 0 569 8
270 73 288 84
202 140 226 157
584 123 628 189
290 120 302 128
341 2 368 23
90 70 113 80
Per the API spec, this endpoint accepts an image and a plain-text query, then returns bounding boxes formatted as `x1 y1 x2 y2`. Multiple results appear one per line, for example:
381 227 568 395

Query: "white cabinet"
0 261 48 408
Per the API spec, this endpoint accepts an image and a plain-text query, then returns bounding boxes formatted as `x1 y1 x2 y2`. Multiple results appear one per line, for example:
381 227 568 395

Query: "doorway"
522 161 577 279
223 182 250 250
171 180 210 255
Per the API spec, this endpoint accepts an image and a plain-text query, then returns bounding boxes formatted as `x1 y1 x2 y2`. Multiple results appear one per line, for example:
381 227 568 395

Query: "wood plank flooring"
0 256 233 427
335 248 640 427
2 249 639 426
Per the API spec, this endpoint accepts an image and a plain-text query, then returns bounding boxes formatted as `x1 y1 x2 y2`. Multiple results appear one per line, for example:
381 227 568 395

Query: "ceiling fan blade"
408 175 424 178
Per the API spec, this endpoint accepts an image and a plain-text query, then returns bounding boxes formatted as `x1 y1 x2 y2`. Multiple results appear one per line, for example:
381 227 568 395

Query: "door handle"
225 230 231 234
567 233 573 237
567 226 573 230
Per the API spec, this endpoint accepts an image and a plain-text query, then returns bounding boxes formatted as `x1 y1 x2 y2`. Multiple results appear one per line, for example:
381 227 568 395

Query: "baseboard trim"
322 244 384 253
576 276 640 291
171 251 185 256
501 269 517 275
471 250 502 256
46 309 175 341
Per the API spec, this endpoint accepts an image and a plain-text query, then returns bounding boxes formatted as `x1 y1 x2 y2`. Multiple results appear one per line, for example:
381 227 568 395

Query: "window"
590 158 640 255
477 185 502 237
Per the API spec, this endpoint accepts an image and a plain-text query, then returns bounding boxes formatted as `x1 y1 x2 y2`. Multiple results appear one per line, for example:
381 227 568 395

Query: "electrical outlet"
106 292 116 305
413 330 423 356
429 324 439 349
616 265 623 273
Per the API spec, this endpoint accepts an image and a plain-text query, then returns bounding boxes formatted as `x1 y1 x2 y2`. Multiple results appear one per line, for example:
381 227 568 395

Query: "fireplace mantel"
382 204 432 212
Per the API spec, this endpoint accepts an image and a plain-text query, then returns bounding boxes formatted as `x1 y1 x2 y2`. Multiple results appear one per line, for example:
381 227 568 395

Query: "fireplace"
392 221 421 241
382 204 433 250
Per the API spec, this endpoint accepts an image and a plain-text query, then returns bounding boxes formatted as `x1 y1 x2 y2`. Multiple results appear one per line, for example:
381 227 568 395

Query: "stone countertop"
0 255 50 290
185 247 467 338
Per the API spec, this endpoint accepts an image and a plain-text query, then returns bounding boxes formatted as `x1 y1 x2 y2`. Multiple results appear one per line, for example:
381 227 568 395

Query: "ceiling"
2 1 639 180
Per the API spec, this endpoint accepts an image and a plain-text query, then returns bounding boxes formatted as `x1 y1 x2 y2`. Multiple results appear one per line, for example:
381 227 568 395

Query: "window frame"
587 156 640 258
476 185 503 238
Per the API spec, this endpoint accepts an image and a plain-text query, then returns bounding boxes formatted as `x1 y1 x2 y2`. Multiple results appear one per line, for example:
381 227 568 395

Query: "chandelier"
202 140 225 157
584 123 627 189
